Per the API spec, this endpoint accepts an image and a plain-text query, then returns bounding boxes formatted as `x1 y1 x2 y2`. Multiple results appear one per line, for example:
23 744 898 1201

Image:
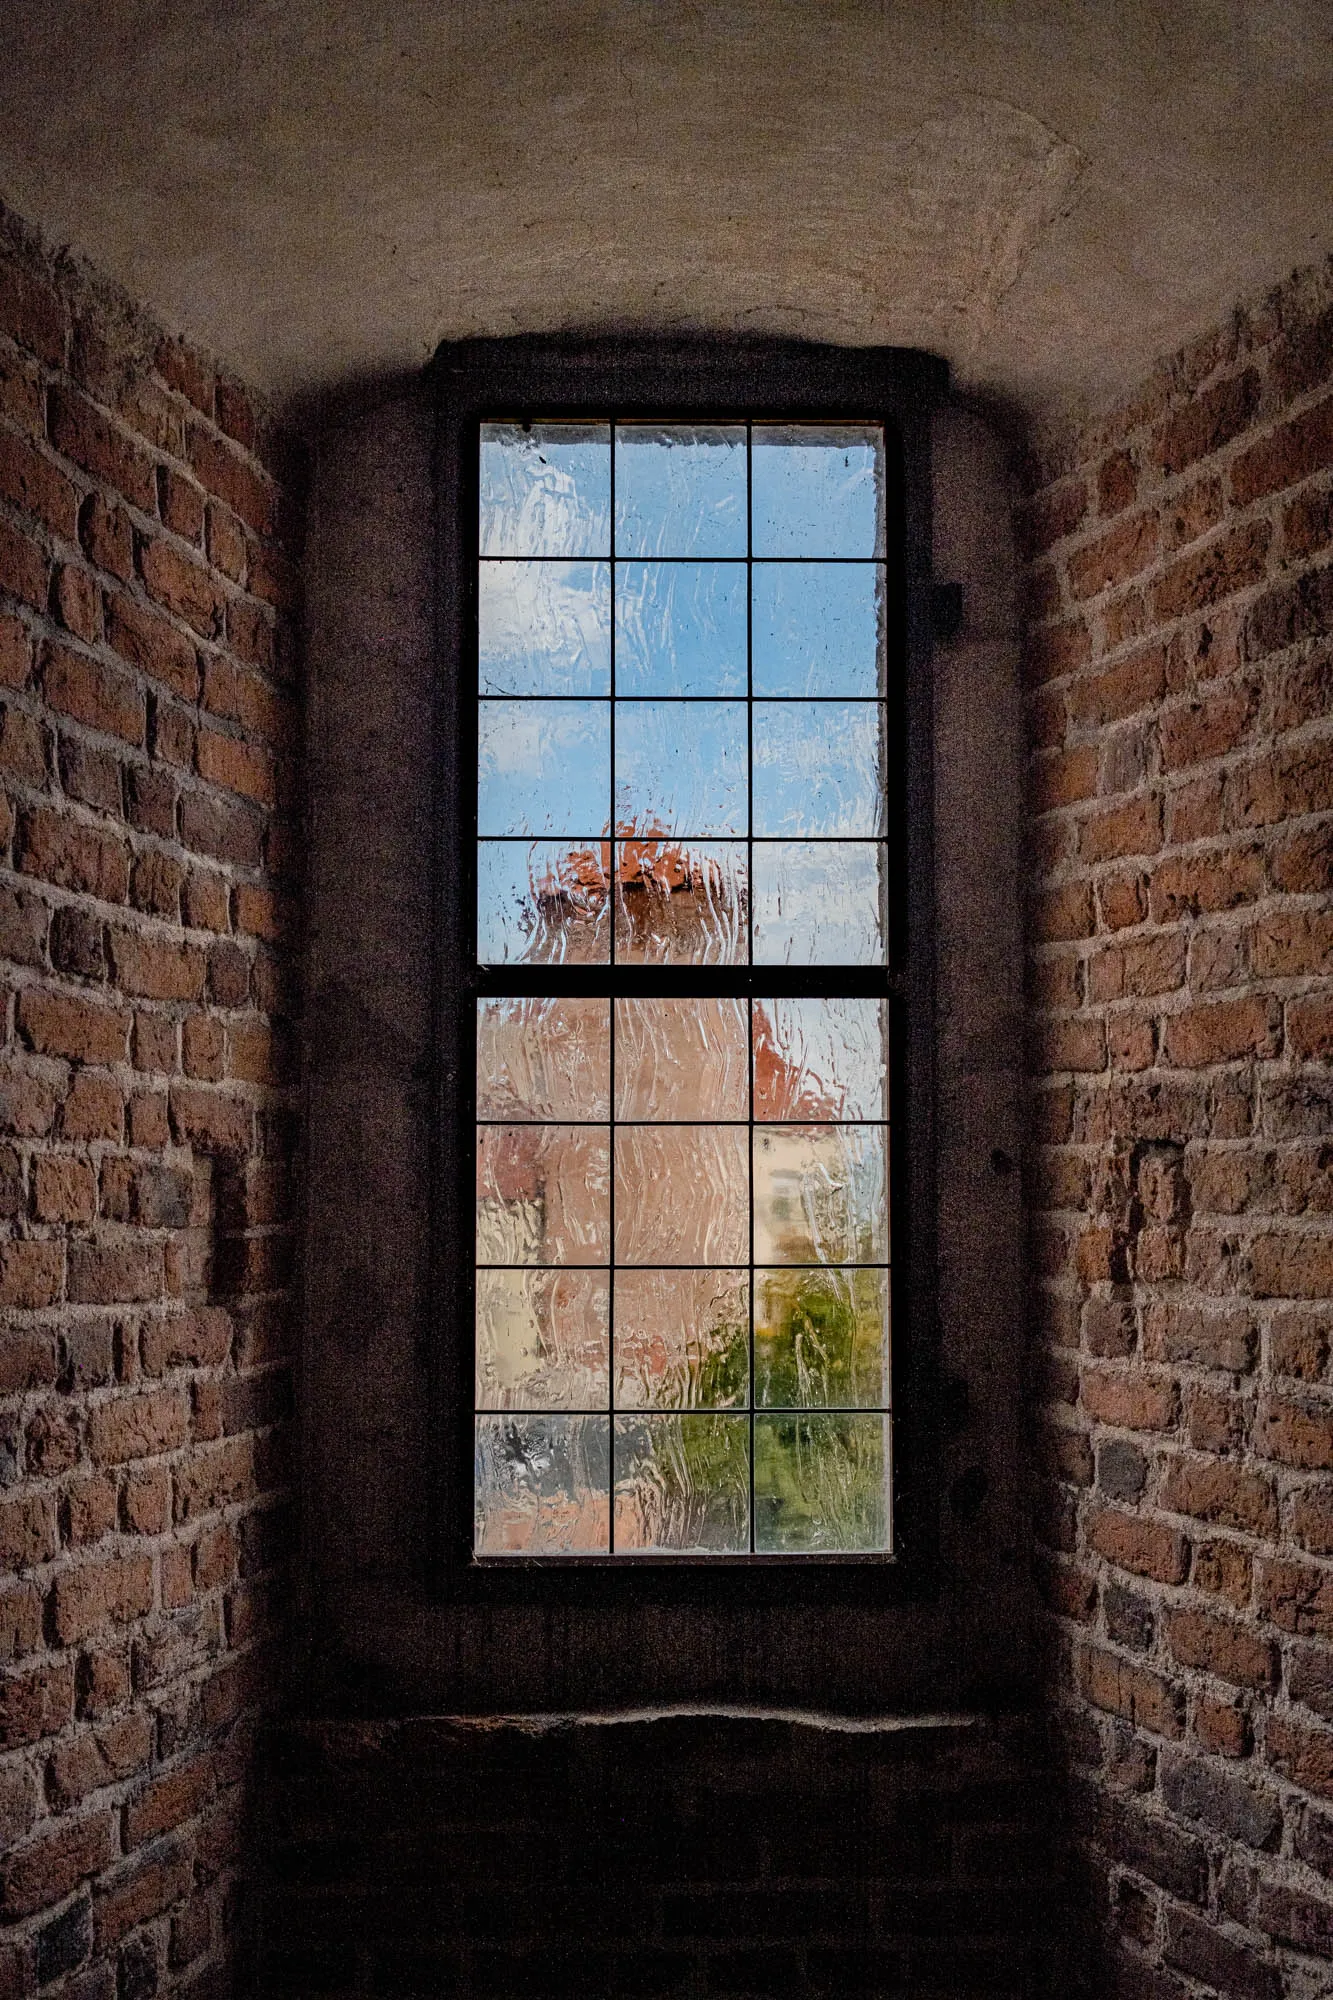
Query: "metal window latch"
931 581 964 643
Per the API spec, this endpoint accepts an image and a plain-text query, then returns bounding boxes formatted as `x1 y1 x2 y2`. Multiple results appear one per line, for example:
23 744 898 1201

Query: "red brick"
66 1241 162 1307
205 503 247 582
107 929 206 1002
130 848 183 920
214 379 257 452
1251 908 1333 979
1159 687 1256 772
93 1838 193 1948
0 1328 57 1394
1078 1643 1183 1738
182 1014 224 1080
1068 513 1159 602
1162 994 1280 1067
1293 1486 1333 1558
173 1435 255 1520
105 591 198 701
1165 1607 1277 1689
54 562 101 644
1193 1539 1253 1610
157 466 204 543
0 428 79 536
139 1309 231 1375
0 1240 64 1310
1024 617 1092 686
178 788 263 868
0 1811 113 1921
1088 1507 1190 1584
86 1389 189 1467
0 701 48 787
1148 848 1264 923
124 1756 214 1849
0 1491 58 1569
1156 368 1260 476
48 385 157 512
1231 392 1333 506
1283 480 1333 562
183 868 229 933
1160 1454 1275 1536
46 1712 152 1808
0 609 31 689
1255 1390 1333 1465
187 423 273 536
155 337 212 413
1032 881 1093 945
0 252 67 367
196 724 275 807
50 1555 153 1645
233 881 284 942
31 1153 96 1224
0 1656 74 1751
226 594 276 673
0 513 49 610
18 988 129 1066
1079 794 1161 864
1069 645 1165 727
1289 994 1333 1058
78 492 134 583
1032 1015 1104 1074
39 639 144 746
1152 521 1272 622
138 536 223 638
1163 474 1225 555
1081 1369 1177 1433
168 1086 252 1157
1265 1713 1333 1799
60 1072 124 1143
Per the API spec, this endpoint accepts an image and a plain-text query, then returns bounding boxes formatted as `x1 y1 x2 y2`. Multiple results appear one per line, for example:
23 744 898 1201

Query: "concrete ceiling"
1 0 1330 420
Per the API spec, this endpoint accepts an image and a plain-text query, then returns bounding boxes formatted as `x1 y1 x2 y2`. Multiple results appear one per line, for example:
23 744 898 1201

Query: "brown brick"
1165 1607 1277 1689
1161 1452 1274 1535
39 640 144 746
173 1435 255 1521
0 1239 64 1310
187 423 273 536
205 503 247 583
93 1838 193 1948
18 988 129 1066
0 881 48 965
0 1811 114 1921
78 491 134 583
226 595 276 673
1252 1235 1333 1302
1081 1369 1177 1432
0 1491 58 1570
1069 645 1165 727
1194 1539 1253 1610
105 591 198 702
127 1091 168 1148
157 466 204 543
0 609 31 689
1294 1486 1333 1558
1162 994 1280 1068
1156 367 1261 476
1232 391 1333 506
178 788 263 868
86 1389 189 1467
1252 908 1333 979
1265 1713 1333 1800
0 701 48 787
1088 1506 1190 1584
139 1309 231 1375
58 733 124 822
1079 1643 1183 1738
1160 686 1256 772
1079 794 1161 864
138 537 223 639
0 427 79 536
1283 479 1333 562
31 1153 96 1224
1152 520 1272 623
1068 513 1160 603
124 1756 214 1850
196 724 275 808
1242 564 1333 664
182 868 228 934
182 1014 224 1081
54 562 101 644
50 1555 153 1645
123 1465 170 1535
1024 617 1092 686
66 1241 162 1307
0 1654 74 1753
0 252 66 367
233 881 283 941
155 336 212 412
107 928 206 1002
46 1712 152 1808
214 380 257 453
1260 1557 1333 1639
47 385 156 511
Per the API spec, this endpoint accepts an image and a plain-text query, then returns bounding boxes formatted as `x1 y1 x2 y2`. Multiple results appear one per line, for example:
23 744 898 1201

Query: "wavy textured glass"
615 701 747 838
753 997 888 1122
475 1415 611 1554
754 1267 889 1409
754 1413 890 1552
751 425 885 558
479 424 610 558
476 1124 611 1266
614 1269 750 1409
752 703 886 837
751 562 885 697
475 1270 609 1410
478 700 610 837
614 1416 750 1553
614 1125 749 1266
614 997 748 1121
751 841 885 966
478 560 611 696
614 425 747 558
476 996 610 1121
476 842 610 964
753 1124 888 1265
614 561 747 696
613 842 748 966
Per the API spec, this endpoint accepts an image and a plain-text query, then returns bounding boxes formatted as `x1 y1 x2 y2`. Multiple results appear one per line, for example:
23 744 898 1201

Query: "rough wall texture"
0 203 304 1998
1023 257 1333 1993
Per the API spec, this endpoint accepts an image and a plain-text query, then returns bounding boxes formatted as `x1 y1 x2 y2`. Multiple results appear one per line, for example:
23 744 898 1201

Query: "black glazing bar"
746 420 755 979
747 993 756 1549
607 428 616 1552
475 1263 892 1273
476 1118 892 1128
476 1408 891 1418
478 834 892 842
477 695 887 704
478 555 894 566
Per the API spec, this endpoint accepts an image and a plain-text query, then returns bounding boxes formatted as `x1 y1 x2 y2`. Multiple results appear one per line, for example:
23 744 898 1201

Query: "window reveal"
471 421 896 1558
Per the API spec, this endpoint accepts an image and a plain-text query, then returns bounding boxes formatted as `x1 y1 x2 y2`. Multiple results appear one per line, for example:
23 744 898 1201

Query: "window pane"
614 424 746 558
479 560 611 695
614 1269 750 1410
477 842 610 964
754 1413 890 1553
751 425 885 558
613 840 749 965
476 996 611 1121
480 423 610 558
475 1414 611 1554
752 562 885 697
478 699 609 836
613 997 748 1121
614 1125 749 1265
614 561 746 696
614 1415 750 1553
752 702 886 837
476 1124 611 1265
753 998 888 1123
615 700 747 838
753 1124 888 1264
754 1267 889 1408
475 1269 609 1410
751 842 886 965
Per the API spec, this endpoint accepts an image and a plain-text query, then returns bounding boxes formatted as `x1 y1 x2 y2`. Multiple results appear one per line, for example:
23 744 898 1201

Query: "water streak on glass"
614 1415 750 1553
754 1413 890 1553
477 842 610 964
752 702 886 837
476 1124 611 1265
751 425 885 558
478 560 611 695
614 425 747 558
614 1125 749 1265
752 563 885 697
476 997 611 1121
478 700 610 837
613 841 748 966
754 1267 890 1409
475 1414 610 1554
479 424 610 558
614 561 747 696
614 997 748 1121
475 1269 610 1409
614 1269 750 1409
751 841 886 966
615 701 747 837
753 997 889 1122
753 1124 888 1265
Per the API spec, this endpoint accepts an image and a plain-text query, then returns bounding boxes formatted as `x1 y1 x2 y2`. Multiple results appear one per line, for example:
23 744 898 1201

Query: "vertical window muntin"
472 416 901 1560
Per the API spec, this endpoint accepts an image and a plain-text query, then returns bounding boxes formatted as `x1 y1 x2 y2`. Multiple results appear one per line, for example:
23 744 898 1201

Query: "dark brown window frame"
429 336 948 1608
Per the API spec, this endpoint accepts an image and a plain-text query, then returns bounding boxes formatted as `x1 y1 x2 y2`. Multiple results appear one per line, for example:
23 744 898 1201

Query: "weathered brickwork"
0 202 302 1999
1023 257 1333 1994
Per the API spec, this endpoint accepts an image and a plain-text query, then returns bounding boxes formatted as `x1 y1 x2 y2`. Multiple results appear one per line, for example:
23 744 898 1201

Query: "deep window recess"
434 341 944 1581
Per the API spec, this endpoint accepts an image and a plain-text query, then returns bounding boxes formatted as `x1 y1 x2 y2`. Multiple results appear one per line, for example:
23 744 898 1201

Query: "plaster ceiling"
0 0 1330 420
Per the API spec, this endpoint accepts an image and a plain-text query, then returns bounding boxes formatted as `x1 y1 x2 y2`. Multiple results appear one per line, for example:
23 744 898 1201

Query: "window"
434 340 943 1580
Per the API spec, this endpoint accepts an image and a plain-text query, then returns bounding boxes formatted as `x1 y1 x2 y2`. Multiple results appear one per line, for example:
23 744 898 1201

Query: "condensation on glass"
473 421 893 1557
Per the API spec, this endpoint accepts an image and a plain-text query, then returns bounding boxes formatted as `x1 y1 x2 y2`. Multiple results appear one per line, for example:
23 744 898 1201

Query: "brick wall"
1023 257 1333 1993
0 202 303 1998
